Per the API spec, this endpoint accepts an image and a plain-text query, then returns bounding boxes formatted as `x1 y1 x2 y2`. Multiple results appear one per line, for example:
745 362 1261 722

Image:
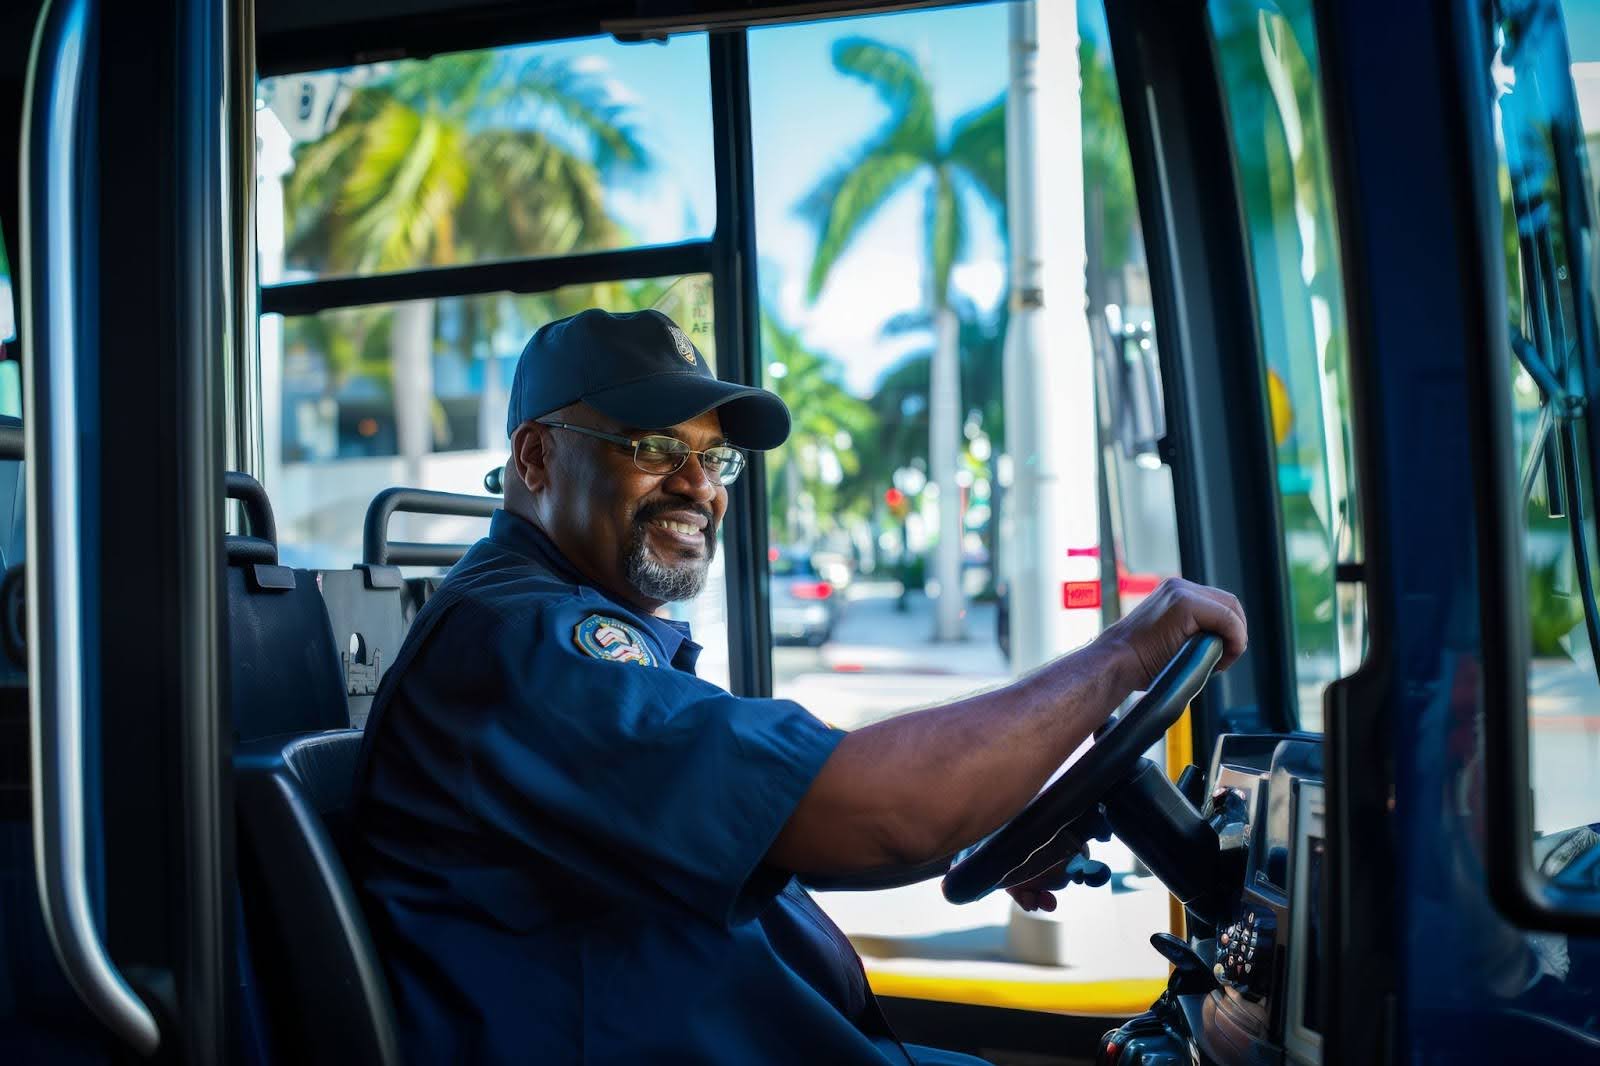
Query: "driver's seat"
235 729 401 1066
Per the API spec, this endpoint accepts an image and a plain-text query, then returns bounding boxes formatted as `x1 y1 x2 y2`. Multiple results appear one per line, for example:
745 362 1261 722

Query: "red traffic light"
884 488 906 508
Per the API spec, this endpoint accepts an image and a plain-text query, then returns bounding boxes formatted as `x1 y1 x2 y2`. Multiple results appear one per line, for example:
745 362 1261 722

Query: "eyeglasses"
537 420 748 486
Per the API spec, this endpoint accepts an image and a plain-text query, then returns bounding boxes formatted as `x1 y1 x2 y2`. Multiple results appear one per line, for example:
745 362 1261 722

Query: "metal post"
709 31 773 699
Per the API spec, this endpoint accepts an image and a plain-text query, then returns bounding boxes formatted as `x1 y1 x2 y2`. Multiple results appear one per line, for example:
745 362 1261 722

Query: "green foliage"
797 37 1005 310
1528 553 1587 657
763 315 877 538
283 50 648 276
1079 36 1135 279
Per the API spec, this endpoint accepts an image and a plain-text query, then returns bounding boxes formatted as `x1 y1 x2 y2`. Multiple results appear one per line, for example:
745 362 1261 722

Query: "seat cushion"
235 731 399 1066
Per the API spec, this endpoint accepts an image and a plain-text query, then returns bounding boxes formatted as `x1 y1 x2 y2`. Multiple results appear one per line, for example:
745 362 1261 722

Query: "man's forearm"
770 637 1138 876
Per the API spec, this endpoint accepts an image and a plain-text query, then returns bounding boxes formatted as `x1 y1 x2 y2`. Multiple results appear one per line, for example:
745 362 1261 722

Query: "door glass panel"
260 274 731 689
1485 0 1600 855
749 0 1180 1009
1209 0 1362 731
256 33 715 284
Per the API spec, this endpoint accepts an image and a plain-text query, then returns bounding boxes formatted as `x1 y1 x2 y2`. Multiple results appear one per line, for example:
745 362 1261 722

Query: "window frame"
1471 0 1600 936
1104 0 1299 748
255 31 777 697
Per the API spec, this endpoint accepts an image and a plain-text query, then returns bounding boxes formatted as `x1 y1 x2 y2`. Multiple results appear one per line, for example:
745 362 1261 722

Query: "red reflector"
790 581 834 600
1117 573 1162 596
768 546 780 563
1063 581 1102 609
1067 545 1102 558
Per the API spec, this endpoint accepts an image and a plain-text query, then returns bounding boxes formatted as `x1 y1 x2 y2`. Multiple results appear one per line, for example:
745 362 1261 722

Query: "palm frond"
503 55 650 174
947 95 1007 209
832 38 934 120
798 145 924 298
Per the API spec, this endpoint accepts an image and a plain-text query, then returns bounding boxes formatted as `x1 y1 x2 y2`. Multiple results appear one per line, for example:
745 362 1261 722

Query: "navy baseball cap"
505 308 791 450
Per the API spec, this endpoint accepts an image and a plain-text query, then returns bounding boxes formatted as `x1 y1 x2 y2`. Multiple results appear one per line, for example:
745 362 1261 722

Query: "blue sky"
537 4 1011 395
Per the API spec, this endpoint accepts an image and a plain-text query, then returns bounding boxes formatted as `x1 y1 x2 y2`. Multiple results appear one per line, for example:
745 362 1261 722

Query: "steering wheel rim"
942 633 1225 904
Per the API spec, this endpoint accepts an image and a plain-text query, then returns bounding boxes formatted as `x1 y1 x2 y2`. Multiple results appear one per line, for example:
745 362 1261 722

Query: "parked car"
769 549 840 646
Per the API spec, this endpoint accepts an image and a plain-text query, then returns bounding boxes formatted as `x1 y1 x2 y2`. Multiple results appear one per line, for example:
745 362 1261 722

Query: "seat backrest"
228 564 350 741
314 566 407 730
224 471 349 741
234 730 400 1066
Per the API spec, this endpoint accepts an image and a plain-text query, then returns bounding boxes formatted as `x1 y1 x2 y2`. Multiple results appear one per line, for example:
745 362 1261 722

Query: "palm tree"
760 315 876 543
283 49 649 478
860 305 1008 583
798 37 1005 639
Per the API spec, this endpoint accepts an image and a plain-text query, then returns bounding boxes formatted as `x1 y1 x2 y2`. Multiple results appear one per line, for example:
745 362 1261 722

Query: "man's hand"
1097 578 1248 690
1005 850 1111 912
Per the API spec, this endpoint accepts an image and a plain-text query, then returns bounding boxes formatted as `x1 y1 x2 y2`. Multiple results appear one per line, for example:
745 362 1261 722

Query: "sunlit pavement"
782 584 1600 989
1529 656 1600 832
783 581 1170 987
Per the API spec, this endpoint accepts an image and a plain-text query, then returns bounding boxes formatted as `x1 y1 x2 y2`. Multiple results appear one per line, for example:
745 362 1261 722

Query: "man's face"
536 405 729 610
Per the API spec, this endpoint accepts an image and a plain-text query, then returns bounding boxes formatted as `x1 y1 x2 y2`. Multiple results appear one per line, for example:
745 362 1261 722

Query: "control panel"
1214 905 1274 998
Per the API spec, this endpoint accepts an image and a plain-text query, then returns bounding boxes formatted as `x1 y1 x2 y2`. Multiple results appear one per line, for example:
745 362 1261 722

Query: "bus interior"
1 0 1600 1064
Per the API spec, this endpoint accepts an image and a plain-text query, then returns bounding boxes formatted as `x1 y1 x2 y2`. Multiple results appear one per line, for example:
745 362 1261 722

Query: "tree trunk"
931 305 965 641
392 299 435 484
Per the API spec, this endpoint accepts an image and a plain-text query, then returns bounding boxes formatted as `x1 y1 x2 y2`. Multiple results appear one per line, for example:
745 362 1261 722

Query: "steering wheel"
942 634 1225 904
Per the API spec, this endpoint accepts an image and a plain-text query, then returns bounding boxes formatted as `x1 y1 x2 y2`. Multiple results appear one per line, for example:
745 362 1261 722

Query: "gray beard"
624 523 713 602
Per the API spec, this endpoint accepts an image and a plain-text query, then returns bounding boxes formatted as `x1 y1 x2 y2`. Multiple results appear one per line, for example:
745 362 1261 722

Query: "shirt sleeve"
412 594 845 927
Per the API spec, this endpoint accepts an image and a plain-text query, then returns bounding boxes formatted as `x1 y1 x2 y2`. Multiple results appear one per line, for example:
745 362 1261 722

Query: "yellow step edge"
866 970 1167 1015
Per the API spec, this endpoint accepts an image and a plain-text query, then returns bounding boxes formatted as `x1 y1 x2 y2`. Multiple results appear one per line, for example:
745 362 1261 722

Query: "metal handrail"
362 487 497 567
21 0 161 1054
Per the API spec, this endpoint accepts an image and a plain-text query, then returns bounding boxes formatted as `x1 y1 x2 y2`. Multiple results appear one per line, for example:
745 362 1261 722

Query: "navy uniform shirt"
352 511 976 1065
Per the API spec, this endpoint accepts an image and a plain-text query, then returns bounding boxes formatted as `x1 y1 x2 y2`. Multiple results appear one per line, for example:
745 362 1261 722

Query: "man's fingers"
1036 891 1057 912
1187 585 1248 667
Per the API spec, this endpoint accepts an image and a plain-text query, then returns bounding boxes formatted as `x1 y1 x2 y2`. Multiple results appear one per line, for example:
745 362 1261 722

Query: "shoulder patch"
573 614 658 667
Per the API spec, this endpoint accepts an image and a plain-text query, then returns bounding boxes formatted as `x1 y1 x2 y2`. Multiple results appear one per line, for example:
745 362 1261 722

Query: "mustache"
634 500 717 538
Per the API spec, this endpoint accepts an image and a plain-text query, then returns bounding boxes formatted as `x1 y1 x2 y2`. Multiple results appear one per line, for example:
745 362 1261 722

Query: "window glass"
749 0 1180 1009
0 230 13 345
257 34 715 283
261 272 731 687
1209 0 1362 730
1487 0 1600 845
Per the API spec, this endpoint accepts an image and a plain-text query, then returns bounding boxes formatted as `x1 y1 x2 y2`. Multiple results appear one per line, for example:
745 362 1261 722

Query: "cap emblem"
573 614 658 667
667 324 697 365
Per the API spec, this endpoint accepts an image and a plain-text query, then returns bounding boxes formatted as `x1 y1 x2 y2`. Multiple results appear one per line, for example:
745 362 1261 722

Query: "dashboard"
1104 732 1324 1066
1193 734 1323 1065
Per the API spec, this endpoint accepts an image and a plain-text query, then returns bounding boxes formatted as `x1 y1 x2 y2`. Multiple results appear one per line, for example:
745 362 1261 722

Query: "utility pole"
1002 0 1101 674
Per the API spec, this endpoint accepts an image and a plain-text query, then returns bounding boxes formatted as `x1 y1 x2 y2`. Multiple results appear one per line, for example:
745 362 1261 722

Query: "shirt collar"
488 509 698 670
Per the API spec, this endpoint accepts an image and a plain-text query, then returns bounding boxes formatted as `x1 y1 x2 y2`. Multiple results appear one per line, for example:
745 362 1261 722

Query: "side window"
1209 0 1363 730
1487 0 1600 843
258 38 715 282
257 36 731 686
748 0 1181 1012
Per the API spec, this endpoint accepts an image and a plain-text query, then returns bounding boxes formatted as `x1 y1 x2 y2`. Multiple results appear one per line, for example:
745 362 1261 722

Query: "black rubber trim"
260 242 714 318
225 471 277 547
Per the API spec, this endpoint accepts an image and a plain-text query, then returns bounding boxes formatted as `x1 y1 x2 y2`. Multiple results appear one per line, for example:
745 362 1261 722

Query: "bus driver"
351 308 1249 1065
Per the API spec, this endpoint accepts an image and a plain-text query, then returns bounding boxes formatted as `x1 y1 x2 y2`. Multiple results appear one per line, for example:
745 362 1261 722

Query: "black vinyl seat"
225 473 349 742
223 472 400 1064
235 730 400 1066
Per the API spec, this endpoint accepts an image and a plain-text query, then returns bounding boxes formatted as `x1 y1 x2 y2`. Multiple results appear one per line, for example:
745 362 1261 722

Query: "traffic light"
884 487 909 518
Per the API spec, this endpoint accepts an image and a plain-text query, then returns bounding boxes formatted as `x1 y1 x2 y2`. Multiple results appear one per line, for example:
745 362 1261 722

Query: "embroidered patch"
573 614 657 666
667 323 697 364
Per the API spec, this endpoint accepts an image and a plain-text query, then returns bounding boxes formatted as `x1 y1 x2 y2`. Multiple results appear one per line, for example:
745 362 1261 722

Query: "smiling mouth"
652 518 702 536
